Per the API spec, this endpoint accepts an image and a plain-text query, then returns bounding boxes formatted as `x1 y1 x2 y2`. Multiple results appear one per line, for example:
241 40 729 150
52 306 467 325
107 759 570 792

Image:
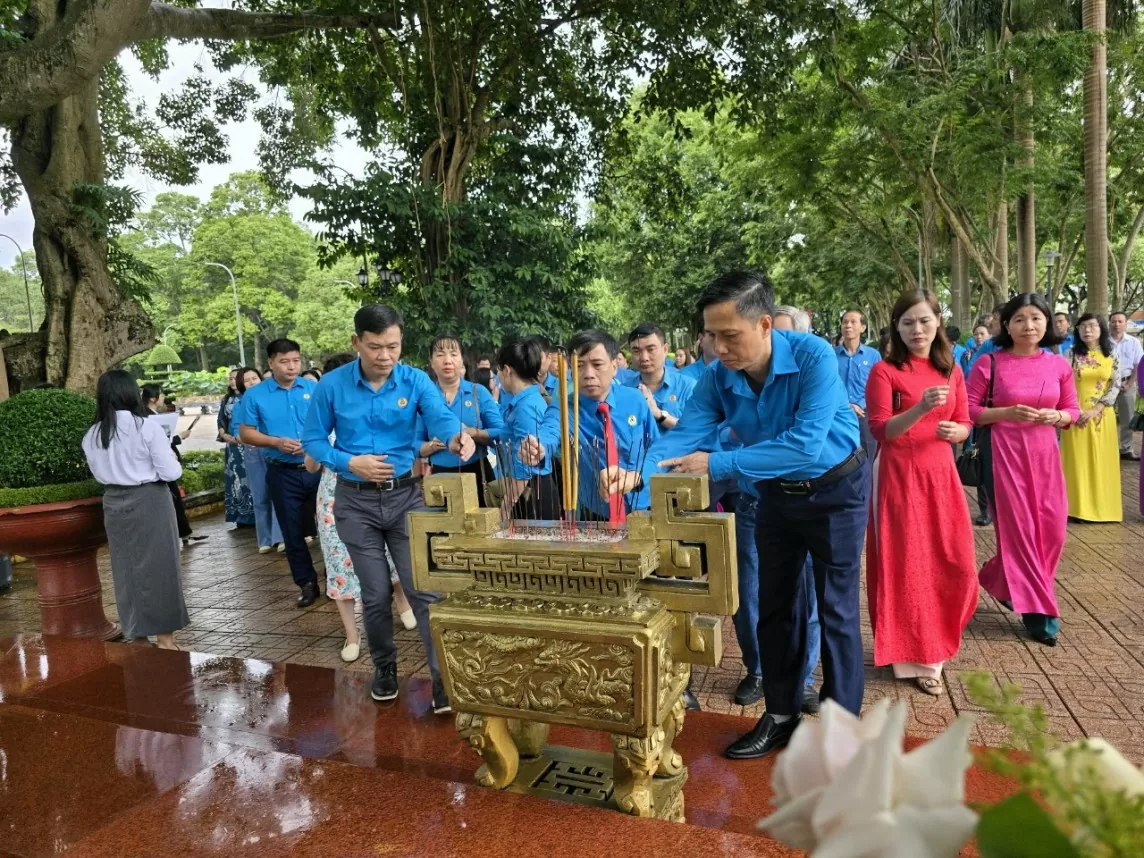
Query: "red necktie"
596 401 626 526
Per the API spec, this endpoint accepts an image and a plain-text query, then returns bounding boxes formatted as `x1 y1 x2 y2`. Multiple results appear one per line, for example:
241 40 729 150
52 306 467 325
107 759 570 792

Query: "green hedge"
0 389 97 490
0 479 103 509
180 450 225 495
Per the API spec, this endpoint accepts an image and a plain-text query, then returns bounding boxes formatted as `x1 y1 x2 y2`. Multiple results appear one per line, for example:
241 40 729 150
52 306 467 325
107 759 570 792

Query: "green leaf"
976 792 1082 858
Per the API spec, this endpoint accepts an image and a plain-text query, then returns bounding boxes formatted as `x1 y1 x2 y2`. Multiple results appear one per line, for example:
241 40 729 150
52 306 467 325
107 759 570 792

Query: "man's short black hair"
945 325 962 343
355 304 403 337
628 323 665 344
267 338 301 359
1054 312 1071 321
842 309 868 327
568 329 618 359
1110 310 1129 321
695 271 775 322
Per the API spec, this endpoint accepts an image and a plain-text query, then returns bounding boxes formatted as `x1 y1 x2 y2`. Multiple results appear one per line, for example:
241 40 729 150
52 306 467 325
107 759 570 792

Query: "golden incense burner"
410 472 737 821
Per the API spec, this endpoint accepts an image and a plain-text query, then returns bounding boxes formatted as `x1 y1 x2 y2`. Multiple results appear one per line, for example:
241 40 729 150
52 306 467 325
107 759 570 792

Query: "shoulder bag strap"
986 353 997 407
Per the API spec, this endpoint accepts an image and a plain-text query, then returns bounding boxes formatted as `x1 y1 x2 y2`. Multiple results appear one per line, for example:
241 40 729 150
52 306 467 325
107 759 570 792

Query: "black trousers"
755 461 870 717
266 464 321 589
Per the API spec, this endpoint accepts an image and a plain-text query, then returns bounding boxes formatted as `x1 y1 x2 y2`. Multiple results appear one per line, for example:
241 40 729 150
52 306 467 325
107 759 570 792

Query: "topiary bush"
0 389 98 493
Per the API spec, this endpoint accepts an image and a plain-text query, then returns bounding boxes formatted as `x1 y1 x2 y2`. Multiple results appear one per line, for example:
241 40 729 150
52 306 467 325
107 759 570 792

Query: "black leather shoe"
432 678 452 714
801 688 820 715
682 688 701 711
974 514 991 527
371 663 399 702
724 713 801 760
296 582 318 608
733 675 764 706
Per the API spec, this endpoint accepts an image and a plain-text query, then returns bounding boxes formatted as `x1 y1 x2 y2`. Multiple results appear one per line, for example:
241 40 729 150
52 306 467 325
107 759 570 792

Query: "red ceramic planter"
0 497 119 640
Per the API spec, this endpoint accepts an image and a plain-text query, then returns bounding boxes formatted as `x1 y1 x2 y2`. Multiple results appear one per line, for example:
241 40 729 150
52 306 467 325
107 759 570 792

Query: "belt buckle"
377 478 395 491
784 480 813 496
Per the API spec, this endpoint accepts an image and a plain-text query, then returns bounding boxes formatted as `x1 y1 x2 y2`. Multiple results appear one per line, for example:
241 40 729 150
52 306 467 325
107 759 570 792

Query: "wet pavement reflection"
0 635 1015 857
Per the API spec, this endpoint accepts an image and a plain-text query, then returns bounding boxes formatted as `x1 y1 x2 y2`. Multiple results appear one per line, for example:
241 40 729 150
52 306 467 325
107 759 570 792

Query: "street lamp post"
204 262 245 366
0 233 34 332
1042 249 1062 305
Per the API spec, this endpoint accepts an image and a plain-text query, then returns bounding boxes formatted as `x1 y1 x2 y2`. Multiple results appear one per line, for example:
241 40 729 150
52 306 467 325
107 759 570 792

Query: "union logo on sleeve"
668 394 678 402
397 398 408 408
627 415 638 426
303 393 311 400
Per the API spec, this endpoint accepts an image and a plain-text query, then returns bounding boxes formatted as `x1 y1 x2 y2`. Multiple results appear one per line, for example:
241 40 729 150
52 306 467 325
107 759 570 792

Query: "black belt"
338 473 421 492
267 460 307 471
773 448 867 496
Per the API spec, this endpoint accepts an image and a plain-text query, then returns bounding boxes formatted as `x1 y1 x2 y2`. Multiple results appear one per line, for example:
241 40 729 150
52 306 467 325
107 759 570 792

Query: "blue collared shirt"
503 384 552 480
615 367 639 385
537 385 661 516
301 360 461 479
651 330 860 484
238 375 319 464
622 367 697 434
415 380 506 468
834 343 881 410
1054 334 1075 356
680 358 716 381
952 343 967 370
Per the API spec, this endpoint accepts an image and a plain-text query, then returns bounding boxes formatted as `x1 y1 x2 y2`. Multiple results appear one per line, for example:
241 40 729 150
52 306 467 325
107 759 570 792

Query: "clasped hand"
1008 404 1060 425
916 386 950 413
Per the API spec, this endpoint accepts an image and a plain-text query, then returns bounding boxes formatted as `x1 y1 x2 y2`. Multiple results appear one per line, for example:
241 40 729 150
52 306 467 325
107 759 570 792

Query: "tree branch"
0 0 396 125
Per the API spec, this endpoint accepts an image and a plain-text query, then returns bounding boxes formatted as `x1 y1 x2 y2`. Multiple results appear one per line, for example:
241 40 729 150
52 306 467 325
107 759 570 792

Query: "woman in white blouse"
82 370 188 649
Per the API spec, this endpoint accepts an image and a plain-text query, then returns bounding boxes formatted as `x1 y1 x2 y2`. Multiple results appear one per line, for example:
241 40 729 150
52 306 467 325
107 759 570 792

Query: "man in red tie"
521 330 661 524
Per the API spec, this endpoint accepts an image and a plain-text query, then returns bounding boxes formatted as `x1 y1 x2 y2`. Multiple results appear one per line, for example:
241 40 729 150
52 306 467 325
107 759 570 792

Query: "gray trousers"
334 482 441 682
1115 385 1137 453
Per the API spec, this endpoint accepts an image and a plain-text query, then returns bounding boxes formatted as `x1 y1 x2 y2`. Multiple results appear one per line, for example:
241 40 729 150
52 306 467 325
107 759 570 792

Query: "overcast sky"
0 39 370 270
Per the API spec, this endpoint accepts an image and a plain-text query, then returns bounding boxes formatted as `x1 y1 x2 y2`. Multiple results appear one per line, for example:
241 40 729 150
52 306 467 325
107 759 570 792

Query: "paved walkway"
2 461 1141 761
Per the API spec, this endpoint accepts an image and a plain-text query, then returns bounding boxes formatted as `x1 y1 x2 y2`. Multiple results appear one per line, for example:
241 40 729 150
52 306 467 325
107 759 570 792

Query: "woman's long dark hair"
92 370 149 449
1072 313 1113 358
140 382 164 409
885 290 955 375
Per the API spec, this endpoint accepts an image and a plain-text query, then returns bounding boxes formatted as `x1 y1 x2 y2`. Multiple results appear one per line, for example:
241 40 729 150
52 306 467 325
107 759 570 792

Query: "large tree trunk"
950 229 970 330
9 75 152 392
252 328 263 372
992 200 1009 309
1015 72 1037 294
1083 0 1110 315
198 344 210 372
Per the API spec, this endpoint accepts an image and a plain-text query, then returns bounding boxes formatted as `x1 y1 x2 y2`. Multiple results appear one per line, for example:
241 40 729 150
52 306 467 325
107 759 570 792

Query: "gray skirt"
102 482 189 638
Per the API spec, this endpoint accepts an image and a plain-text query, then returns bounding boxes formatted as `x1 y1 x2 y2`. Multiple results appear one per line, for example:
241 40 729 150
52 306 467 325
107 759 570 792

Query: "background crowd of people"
81 278 1143 756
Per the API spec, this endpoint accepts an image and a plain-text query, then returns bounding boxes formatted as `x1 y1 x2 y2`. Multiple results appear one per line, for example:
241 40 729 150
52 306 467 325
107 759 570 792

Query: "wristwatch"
655 412 668 425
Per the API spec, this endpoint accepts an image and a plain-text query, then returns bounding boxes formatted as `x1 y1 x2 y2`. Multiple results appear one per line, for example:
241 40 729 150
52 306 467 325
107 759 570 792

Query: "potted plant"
0 388 118 639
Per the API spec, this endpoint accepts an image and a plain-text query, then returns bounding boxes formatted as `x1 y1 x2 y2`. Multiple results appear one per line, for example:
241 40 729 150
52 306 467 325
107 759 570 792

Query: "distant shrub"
180 450 224 495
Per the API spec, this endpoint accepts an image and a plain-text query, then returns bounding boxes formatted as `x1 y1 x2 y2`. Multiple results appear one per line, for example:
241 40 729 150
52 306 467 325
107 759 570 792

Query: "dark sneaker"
432 678 451 714
682 688 701 711
801 688 821 715
974 514 991 527
370 663 399 702
733 675 764 706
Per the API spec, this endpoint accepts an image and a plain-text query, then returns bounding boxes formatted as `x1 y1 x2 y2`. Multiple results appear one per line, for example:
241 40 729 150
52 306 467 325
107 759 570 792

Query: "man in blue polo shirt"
835 310 881 459
680 320 719 381
625 322 696 434
239 338 322 608
302 305 474 713
523 330 661 521
654 271 868 760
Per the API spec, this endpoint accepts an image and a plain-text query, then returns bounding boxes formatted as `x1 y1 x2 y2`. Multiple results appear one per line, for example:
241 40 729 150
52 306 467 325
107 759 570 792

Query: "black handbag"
956 355 995 488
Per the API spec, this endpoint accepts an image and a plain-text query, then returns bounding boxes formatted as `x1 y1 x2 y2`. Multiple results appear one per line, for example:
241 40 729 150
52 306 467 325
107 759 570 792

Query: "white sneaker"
340 640 361 663
276 543 286 553
399 609 417 631
258 545 273 555
305 536 314 546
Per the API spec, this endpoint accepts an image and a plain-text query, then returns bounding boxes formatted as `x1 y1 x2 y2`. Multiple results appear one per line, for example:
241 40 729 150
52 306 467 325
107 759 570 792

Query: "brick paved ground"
3 461 1142 761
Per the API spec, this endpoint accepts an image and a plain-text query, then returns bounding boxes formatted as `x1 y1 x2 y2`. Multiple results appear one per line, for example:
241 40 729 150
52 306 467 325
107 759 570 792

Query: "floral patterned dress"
218 394 254 526
318 467 360 601
1060 350 1121 522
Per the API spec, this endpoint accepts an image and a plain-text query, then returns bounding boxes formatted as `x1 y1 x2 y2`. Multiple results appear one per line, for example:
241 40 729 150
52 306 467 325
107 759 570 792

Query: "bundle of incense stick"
571 352 580 532
557 354 572 521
